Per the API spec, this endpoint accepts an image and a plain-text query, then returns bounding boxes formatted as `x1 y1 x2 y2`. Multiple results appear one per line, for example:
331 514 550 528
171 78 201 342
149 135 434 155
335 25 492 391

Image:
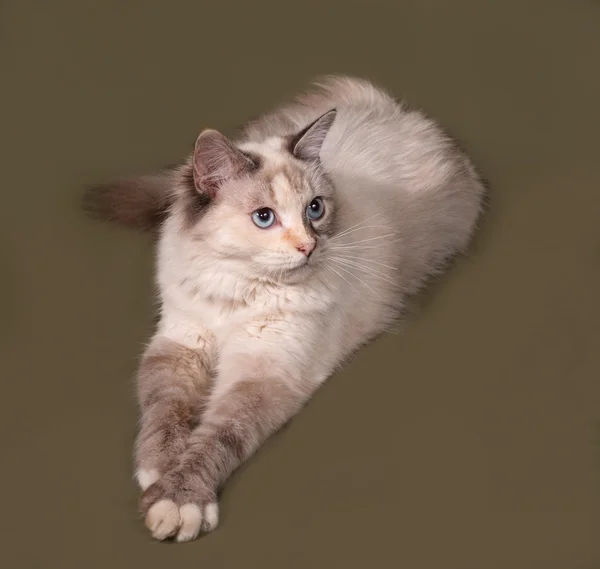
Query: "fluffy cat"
84 76 485 542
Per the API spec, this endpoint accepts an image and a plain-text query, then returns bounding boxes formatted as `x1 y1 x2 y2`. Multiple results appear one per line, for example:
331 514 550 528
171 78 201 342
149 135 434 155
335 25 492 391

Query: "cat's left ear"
290 109 337 162
192 129 256 197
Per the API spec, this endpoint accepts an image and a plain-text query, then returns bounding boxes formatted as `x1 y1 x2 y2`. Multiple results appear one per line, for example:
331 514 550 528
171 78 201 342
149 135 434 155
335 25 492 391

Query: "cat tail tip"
82 170 176 232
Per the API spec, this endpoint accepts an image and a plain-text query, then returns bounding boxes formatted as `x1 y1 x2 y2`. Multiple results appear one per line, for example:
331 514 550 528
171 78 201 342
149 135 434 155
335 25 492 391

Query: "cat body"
85 76 485 542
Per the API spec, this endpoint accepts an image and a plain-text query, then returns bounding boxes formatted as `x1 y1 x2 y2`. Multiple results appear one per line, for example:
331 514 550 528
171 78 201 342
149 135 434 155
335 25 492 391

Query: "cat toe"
176 502 220 542
145 499 181 540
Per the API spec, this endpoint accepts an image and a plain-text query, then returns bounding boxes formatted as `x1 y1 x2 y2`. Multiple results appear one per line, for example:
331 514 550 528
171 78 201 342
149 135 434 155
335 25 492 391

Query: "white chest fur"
156 230 337 357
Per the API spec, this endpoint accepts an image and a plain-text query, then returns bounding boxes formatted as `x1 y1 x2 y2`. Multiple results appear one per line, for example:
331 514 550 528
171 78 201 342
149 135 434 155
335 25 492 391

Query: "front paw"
140 470 219 542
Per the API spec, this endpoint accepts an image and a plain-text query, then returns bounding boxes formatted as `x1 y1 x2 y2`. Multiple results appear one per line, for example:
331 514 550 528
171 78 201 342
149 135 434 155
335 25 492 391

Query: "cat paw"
145 499 219 542
145 499 181 540
135 468 160 490
141 472 219 542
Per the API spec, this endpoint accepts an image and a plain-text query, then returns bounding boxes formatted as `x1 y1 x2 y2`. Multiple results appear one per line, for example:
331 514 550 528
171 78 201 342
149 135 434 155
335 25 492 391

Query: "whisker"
330 254 398 271
324 263 359 295
322 269 341 292
327 262 384 300
322 266 355 330
329 225 395 242
328 236 404 252
329 233 398 247
330 257 397 286
329 213 383 241
328 245 386 252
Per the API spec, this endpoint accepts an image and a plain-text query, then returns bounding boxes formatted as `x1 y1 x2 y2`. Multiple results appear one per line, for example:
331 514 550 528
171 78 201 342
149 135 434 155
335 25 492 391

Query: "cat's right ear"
290 109 337 162
193 130 256 197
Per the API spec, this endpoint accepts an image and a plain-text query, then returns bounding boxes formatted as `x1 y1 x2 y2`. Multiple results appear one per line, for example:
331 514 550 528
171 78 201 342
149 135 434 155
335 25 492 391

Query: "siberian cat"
85 76 485 542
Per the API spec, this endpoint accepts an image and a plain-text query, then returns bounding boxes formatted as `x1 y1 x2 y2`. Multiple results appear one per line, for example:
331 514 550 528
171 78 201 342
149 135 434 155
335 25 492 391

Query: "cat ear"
192 129 255 197
290 109 337 162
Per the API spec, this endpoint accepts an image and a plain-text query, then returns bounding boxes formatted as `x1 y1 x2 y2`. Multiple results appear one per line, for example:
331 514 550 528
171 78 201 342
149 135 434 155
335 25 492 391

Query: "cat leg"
140 343 314 542
134 335 213 492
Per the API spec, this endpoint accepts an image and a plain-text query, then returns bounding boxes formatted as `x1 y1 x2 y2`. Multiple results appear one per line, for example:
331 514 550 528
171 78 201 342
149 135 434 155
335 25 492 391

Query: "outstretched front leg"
134 335 214 492
140 338 320 542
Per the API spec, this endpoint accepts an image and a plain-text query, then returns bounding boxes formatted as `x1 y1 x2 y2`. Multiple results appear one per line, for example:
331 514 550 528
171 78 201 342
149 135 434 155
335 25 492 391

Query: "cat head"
177 109 338 282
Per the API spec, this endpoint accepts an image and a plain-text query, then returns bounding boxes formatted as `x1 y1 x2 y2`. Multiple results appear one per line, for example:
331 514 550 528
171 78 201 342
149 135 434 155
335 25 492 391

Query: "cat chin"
273 258 311 274
280 262 314 284
255 260 312 285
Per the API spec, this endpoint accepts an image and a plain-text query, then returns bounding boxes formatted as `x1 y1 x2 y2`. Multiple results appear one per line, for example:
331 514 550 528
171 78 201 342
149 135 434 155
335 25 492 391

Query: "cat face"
182 110 337 282
207 158 336 277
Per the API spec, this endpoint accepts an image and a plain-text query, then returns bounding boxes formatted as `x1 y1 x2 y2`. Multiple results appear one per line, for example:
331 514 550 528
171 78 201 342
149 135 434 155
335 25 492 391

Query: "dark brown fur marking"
181 163 213 227
83 169 176 232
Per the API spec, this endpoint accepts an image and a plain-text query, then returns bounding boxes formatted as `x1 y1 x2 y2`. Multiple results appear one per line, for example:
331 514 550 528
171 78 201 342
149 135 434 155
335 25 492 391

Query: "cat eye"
306 197 325 221
251 207 276 229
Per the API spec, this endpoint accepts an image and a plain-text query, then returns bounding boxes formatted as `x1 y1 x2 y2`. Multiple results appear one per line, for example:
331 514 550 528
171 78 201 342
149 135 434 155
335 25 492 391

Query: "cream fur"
89 76 485 542
157 76 483 394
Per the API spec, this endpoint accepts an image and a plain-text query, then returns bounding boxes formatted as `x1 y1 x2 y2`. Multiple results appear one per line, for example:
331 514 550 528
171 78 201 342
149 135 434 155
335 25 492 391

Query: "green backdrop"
2 1 599 567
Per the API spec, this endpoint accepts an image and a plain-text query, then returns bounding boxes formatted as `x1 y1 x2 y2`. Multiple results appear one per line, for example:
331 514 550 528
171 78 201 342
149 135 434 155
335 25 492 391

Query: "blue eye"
252 208 276 229
306 197 325 221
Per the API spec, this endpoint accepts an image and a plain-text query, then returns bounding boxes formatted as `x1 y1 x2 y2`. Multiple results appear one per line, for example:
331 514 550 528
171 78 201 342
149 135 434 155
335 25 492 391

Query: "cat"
84 75 485 542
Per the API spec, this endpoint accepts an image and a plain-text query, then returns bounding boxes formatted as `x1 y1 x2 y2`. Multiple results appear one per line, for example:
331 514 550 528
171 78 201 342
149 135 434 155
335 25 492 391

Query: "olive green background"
2 1 599 567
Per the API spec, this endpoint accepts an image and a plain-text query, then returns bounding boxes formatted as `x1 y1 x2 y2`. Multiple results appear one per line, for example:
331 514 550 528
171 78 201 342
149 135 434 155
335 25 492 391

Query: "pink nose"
296 241 316 257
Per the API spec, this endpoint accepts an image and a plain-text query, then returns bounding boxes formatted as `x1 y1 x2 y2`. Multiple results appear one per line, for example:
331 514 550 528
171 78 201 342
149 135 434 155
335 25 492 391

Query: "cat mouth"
284 258 311 273
286 262 308 273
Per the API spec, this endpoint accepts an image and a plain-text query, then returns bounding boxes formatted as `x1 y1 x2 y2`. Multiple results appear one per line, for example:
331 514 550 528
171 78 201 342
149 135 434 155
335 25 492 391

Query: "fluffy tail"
82 168 176 232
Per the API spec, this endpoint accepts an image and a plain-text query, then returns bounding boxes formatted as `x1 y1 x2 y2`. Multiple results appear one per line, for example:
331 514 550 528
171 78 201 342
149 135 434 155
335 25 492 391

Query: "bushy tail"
82 168 176 232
